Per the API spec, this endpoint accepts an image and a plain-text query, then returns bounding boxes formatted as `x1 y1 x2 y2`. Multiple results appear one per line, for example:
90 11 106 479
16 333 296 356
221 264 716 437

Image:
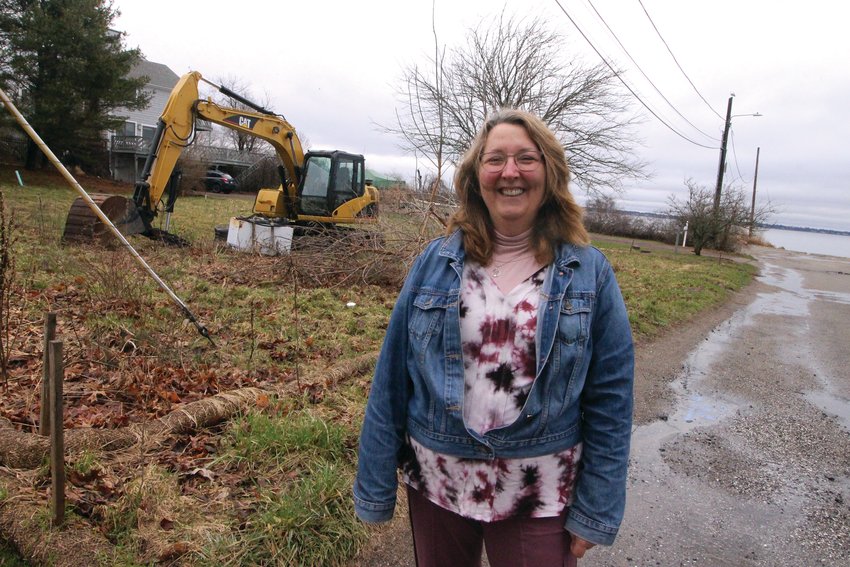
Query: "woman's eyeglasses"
480 151 544 173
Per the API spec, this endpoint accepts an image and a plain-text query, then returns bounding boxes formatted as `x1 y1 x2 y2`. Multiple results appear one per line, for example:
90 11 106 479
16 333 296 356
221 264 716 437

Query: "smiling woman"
354 108 635 566
477 125 546 236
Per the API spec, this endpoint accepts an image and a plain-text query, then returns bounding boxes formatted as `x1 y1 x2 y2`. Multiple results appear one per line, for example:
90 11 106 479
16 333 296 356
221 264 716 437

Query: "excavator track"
63 194 146 244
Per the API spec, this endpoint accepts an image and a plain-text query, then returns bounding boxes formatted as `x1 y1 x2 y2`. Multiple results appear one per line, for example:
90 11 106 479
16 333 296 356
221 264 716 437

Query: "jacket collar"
554 242 582 270
438 230 466 262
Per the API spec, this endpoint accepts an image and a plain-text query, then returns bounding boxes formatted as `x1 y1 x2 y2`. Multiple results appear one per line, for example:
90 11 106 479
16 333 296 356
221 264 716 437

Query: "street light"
713 94 762 213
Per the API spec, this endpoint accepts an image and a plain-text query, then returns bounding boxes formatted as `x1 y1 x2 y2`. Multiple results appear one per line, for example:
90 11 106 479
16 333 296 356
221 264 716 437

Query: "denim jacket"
354 231 634 545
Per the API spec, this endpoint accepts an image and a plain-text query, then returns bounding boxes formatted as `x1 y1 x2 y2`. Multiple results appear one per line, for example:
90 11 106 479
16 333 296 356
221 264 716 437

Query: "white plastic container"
226 217 294 255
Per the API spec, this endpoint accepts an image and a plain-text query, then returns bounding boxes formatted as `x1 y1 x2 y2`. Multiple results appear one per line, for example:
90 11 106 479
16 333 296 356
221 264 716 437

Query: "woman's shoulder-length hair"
447 108 590 266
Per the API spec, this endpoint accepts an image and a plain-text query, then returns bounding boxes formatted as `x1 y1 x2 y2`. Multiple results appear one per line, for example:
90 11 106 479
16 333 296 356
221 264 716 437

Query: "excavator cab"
298 151 369 218
254 150 378 224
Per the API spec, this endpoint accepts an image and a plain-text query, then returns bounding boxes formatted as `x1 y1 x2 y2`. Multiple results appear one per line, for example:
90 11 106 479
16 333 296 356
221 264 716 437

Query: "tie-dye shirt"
401 261 582 521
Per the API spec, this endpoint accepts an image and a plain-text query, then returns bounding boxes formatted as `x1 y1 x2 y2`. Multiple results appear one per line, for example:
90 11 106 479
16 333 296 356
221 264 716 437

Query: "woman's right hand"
569 534 595 558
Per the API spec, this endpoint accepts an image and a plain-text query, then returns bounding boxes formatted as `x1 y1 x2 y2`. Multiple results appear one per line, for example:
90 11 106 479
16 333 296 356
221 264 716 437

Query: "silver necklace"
490 256 523 278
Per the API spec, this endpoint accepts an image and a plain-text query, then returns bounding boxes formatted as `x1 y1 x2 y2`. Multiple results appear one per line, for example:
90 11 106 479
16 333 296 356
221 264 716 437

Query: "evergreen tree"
0 0 150 175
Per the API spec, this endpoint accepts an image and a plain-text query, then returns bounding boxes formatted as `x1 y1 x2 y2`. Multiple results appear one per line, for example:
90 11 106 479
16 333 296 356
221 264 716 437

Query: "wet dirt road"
594 247 850 566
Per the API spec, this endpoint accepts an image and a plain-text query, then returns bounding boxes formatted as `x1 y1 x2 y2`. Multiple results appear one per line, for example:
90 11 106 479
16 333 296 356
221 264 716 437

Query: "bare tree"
412 0 449 243
583 195 621 234
666 179 774 256
388 11 645 195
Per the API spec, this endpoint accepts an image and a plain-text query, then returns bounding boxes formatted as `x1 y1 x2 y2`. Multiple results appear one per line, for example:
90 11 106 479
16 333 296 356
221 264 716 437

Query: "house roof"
128 59 179 90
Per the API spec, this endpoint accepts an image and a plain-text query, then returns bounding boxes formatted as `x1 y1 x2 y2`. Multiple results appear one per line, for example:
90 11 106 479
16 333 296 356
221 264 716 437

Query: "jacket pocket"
408 291 450 349
546 294 594 422
557 295 592 345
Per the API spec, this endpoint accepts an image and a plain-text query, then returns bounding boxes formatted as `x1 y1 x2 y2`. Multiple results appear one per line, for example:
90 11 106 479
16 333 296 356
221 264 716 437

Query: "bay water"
761 228 850 259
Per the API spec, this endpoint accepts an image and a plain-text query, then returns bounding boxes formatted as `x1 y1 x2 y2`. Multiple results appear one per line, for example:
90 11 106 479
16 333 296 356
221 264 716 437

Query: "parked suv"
203 170 237 194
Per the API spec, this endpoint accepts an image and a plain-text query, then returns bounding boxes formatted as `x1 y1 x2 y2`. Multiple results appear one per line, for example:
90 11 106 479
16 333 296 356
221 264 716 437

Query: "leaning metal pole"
0 88 215 346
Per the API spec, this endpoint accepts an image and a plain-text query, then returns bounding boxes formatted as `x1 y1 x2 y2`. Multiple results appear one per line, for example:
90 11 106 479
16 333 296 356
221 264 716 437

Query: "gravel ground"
595 246 850 566
354 246 850 566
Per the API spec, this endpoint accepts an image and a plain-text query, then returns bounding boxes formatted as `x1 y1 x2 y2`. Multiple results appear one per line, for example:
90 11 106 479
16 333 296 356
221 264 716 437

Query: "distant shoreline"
613 209 850 237
757 224 850 237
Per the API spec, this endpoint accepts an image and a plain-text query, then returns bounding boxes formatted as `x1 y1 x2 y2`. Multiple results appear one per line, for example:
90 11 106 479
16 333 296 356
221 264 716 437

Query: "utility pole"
748 147 761 237
713 95 734 214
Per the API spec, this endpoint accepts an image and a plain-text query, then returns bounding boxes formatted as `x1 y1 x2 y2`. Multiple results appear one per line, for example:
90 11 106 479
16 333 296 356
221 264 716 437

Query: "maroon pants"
406 485 579 567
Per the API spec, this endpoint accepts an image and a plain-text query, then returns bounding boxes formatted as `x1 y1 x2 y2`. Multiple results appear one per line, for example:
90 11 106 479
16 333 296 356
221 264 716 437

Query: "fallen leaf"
157 541 191 562
159 391 180 403
185 467 215 481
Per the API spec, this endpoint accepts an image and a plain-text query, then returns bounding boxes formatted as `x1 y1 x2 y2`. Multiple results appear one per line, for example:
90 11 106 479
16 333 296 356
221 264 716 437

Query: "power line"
636 0 724 120
729 129 748 184
583 0 718 142
552 0 719 150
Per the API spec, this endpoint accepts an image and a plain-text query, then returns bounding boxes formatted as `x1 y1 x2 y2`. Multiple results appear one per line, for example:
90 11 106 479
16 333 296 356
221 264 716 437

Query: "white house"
109 59 261 185
109 59 180 183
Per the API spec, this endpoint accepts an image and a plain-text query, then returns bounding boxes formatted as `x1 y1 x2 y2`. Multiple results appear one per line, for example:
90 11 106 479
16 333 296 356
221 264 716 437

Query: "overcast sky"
114 0 850 232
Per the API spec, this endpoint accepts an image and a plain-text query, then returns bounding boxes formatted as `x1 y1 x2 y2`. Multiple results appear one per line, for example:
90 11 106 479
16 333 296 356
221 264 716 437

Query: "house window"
122 121 136 136
141 125 156 142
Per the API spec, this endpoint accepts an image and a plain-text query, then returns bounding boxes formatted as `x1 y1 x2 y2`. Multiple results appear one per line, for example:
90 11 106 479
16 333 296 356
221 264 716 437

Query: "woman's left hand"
569 534 596 558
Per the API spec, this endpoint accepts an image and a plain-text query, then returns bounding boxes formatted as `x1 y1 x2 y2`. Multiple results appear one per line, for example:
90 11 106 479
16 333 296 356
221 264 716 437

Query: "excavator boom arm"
136 72 304 224
194 100 304 189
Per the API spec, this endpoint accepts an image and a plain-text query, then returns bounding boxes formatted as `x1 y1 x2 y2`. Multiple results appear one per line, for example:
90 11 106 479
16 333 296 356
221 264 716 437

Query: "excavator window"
300 155 332 216
332 157 367 209
334 161 355 206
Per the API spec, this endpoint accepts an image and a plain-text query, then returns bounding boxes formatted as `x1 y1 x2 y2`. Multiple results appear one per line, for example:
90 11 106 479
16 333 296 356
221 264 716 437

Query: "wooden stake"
48 339 65 527
39 312 57 436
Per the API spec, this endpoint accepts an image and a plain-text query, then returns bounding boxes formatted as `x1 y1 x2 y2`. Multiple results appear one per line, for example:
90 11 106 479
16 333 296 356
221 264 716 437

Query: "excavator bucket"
62 194 147 244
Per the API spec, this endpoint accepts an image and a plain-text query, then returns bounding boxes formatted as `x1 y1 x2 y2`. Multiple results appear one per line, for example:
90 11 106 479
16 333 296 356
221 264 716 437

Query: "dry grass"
746 233 775 248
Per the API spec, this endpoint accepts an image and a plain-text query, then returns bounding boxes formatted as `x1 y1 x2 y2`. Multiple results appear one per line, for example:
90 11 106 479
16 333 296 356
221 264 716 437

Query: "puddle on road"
630 325 743 462
634 331 747 462
760 258 850 307
681 392 728 424
752 261 811 317
805 391 850 431
620 250 850 567
757 259 850 432
632 256 850 459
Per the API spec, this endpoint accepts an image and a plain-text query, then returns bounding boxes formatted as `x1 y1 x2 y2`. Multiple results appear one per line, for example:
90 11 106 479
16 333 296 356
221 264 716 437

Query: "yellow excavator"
63 71 379 245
